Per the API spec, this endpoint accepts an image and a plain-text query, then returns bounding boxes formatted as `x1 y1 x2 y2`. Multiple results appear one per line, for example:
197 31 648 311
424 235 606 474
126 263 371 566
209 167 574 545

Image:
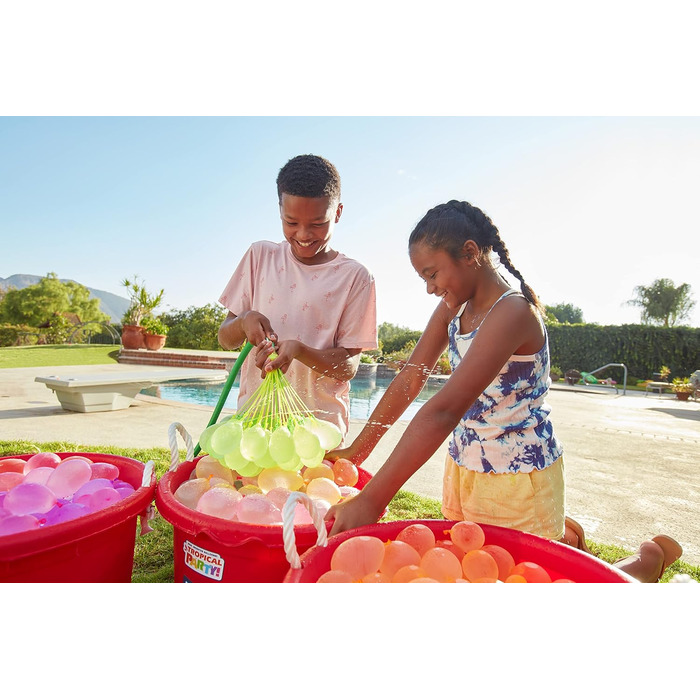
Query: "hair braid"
409 199 545 314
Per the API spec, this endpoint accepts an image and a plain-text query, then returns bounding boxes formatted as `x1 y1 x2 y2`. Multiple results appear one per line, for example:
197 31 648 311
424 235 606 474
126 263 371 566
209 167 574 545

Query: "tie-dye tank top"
447 290 563 474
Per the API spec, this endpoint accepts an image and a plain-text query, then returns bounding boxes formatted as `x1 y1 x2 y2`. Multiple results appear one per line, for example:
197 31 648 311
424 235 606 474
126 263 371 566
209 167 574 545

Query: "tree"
545 302 584 324
378 322 422 354
0 273 108 327
160 304 228 350
626 278 695 327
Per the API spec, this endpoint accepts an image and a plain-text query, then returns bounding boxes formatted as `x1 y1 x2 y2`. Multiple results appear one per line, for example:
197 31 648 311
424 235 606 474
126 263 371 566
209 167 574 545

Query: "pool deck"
2 363 699 566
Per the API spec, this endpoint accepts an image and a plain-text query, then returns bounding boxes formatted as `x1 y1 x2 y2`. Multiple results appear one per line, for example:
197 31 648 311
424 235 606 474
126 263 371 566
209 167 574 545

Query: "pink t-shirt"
218 240 378 435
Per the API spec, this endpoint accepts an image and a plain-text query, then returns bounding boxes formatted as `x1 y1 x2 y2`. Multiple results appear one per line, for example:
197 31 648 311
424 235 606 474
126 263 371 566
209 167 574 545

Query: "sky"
2 116 699 329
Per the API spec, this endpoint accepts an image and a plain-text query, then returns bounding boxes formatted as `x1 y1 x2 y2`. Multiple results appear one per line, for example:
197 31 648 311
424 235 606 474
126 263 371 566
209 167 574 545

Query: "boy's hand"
257 339 303 375
240 311 277 347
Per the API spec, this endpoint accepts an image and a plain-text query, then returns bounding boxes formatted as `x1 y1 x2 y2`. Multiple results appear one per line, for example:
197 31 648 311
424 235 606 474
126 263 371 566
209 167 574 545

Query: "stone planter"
355 363 378 379
143 333 166 351
121 324 145 350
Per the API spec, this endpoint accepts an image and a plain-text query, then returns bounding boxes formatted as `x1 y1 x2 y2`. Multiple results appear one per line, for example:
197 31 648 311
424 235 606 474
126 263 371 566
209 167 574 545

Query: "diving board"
35 368 228 413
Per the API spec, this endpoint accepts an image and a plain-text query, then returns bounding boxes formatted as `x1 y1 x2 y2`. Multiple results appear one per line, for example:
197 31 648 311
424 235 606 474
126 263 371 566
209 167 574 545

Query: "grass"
2 438 698 583
0 344 120 369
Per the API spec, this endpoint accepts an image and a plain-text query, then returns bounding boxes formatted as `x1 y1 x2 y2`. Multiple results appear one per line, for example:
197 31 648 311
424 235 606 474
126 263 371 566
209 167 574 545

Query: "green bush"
160 304 227 350
547 323 700 380
0 323 39 347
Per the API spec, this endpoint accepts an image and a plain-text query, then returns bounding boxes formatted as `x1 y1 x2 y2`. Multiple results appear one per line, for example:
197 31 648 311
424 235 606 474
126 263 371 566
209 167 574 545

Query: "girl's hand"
325 445 366 467
325 491 384 537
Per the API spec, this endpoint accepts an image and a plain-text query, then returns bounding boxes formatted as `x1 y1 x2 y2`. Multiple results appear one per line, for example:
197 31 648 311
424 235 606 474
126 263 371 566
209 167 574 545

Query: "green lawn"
2 439 698 583
0 344 120 369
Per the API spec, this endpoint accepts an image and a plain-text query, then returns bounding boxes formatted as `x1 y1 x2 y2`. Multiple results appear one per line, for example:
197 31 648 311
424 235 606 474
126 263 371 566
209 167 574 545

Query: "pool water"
139 374 446 421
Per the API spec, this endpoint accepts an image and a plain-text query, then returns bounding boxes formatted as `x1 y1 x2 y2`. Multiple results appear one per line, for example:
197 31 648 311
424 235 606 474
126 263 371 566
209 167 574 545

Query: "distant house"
37 311 82 328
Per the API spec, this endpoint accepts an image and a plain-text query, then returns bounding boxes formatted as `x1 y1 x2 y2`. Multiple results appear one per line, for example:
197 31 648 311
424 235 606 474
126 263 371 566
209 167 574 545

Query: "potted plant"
120 276 165 350
141 317 168 351
671 377 693 401
550 365 562 383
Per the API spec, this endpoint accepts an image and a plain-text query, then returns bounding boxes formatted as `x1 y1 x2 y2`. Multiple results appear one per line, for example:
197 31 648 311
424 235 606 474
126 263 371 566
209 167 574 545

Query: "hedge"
547 323 700 381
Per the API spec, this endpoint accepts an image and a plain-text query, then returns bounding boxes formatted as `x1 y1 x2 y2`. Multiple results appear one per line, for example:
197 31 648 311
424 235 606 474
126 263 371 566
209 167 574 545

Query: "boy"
217 154 378 436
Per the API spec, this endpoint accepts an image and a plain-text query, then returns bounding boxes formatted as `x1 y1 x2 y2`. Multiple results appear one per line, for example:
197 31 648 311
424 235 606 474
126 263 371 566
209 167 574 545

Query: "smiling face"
409 240 475 309
280 194 342 265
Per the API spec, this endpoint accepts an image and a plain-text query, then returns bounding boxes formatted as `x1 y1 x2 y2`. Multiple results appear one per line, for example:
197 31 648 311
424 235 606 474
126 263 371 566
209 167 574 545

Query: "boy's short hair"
276 154 341 203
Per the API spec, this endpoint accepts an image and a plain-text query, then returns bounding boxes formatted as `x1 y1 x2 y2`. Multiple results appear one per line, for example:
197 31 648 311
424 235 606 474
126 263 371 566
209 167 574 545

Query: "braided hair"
408 200 545 314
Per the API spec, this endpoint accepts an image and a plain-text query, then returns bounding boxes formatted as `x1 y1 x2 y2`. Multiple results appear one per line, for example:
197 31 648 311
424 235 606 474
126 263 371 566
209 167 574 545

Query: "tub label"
183 540 225 581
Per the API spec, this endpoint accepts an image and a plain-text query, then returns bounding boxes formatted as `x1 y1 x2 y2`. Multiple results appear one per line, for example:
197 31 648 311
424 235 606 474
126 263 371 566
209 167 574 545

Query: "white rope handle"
168 422 194 471
282 492 328 569
141 460 155 487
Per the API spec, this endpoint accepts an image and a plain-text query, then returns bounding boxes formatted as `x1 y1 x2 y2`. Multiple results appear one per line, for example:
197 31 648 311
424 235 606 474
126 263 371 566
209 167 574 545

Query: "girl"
325 199 682 581
327 199 565 539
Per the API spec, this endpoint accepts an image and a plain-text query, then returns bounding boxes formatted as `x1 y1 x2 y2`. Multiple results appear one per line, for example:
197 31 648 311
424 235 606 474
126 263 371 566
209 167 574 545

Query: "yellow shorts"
441 454 566 540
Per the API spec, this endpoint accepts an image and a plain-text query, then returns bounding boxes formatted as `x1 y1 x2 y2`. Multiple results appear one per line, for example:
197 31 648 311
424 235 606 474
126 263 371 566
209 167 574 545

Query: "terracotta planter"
121 324 145 349
675 392 691 401
143 333 166 351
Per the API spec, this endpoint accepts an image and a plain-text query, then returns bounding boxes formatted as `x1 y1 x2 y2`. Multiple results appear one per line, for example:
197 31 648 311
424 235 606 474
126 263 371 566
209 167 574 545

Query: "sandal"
563 516 592 554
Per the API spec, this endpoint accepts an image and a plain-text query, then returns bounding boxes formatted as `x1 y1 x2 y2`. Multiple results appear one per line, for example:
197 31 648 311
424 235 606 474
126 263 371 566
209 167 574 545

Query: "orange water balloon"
392 565 426 583
330 536 385 580
396 523 435 557
481 544 515 581
449 520 485 553
510 561 552 583
379 540 422 579
331 458 359 487
504 574 528 583
317 570 354 583
472 577 499 583
361 571 391 583
553 578 576 583
461 549 499 582
302 465 335 483
421 547 463 582
409 577 440 583
435 538 466 560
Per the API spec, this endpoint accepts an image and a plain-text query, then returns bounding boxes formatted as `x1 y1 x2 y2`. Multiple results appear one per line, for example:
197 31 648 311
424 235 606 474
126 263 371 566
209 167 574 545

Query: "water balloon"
0 514 40 536
46 457 92 499
510 561 552 583
265 487 292 511
391 565 426 583
330 535 385 580
173 478 211 510
331 458 359 487
73 478 114 502
195 455 235 484
461 550 499 582
257 467 303 494
88 487 122 512
0 458 27 474
24 452 61 471
240 426 270 463
420 547 463 582
42 502 89 527
396 523 435 557
316 570 354 583
0 472 24 491
300 447 325 469
236 493 283 525
210 420 243 456
302 465 335 483
4 483 57 516
89 462 120 481
292 425 321 460
380 540 422 579
196 487 242 520
268 426 296 464
305 477 341 505
304 418 343 451
22 467 54 486
481 544 516 581
449 521 485 553
238 484 263 496
198 422 221 455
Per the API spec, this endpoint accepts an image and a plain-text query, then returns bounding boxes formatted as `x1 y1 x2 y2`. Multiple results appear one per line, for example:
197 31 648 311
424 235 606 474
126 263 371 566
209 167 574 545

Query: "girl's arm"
261 339 363 382
328 302 452 465
327 296 544 535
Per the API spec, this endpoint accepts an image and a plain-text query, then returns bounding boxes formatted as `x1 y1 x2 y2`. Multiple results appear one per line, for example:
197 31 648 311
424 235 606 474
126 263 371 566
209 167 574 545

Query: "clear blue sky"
2 116 699 329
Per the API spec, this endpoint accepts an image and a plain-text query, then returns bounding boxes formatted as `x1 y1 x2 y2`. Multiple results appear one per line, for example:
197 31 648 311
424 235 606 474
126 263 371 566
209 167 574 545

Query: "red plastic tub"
0 452 156 583
283 519 637 583
156 455 373 583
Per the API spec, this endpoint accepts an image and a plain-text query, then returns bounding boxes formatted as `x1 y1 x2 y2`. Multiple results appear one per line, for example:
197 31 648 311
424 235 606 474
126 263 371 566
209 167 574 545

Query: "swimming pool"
139 374 446 421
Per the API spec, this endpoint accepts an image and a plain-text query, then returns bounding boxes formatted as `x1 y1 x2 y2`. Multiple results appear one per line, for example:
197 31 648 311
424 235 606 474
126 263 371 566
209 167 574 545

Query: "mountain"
0 274 130 324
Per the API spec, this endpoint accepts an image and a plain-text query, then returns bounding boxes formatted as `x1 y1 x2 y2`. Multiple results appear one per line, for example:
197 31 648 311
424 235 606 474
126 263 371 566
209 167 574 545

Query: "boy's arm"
218 310 277 350
259 338 362 382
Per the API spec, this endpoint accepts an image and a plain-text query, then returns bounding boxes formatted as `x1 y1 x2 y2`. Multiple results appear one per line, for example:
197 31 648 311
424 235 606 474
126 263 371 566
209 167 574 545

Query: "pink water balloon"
0 514 40 536
4 483 57 516
236 494 283 525
46 458 93 498
89 462 120 480
22 467 55 486
24 452 62 472
73 478 114 502
87 488 122 513
196 487 243 520
42 502 89 527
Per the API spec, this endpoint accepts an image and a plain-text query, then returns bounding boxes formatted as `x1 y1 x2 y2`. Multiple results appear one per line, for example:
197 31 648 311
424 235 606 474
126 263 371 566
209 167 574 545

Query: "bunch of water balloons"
174 453 360 527
0 453 136 537
316 521 576 583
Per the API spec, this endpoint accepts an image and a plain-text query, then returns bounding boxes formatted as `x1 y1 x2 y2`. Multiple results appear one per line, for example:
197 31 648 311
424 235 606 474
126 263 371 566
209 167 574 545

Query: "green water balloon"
269 426 296 464
240 425 270 463
293 425 321 460
210 420 243 456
